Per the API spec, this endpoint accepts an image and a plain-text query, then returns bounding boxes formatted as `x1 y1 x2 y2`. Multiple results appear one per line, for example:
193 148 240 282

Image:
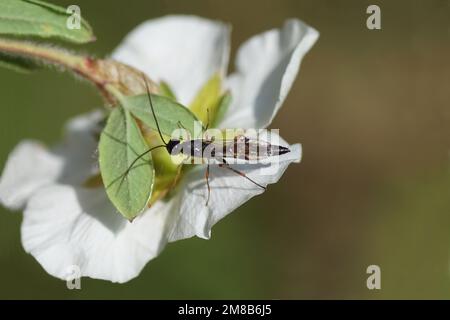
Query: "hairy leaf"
122 93 204 140
99 107 154 220
0 0 95 43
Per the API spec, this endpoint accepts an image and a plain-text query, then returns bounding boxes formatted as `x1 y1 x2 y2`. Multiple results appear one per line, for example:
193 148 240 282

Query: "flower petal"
0 141 63 210
220 19 319 129
21 184 173 283
53 110 104 185
167 133 301 241
0 111 103 210
112 15 231 105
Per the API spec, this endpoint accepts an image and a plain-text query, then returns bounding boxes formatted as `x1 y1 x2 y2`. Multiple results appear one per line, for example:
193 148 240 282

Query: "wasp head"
166 139 181 155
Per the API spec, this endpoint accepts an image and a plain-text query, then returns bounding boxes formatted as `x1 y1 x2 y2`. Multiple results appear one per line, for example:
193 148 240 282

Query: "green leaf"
0 51 39 73
122 93 204 139
212 91 232 128
99 107 154 220
0 0 95 44
189 73 222 126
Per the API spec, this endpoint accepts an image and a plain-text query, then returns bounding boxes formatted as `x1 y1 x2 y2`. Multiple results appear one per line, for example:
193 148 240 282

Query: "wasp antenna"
142 73 167 145
115 144 166 197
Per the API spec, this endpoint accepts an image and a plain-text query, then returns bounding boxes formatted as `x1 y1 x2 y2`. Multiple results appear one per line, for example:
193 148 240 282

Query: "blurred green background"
0 0 449 299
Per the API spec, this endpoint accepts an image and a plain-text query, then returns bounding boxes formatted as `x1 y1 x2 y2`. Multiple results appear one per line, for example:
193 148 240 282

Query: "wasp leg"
177 120 187 130
177 121 191 140
219 159 266 190
205 163 211 206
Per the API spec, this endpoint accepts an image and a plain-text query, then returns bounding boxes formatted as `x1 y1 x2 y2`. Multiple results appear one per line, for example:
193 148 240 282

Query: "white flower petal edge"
52 110 104 186
167 134 301 242
220 19 319 129
0 141 63 210
21 185 172 283
0 111 103 210
112 15 231 106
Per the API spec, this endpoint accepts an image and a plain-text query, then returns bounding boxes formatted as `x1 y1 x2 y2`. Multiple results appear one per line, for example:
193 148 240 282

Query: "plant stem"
0 37 103 86
0 37 159 103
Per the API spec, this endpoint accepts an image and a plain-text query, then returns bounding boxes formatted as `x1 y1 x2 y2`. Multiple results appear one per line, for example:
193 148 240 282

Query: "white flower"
0 15 318 283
